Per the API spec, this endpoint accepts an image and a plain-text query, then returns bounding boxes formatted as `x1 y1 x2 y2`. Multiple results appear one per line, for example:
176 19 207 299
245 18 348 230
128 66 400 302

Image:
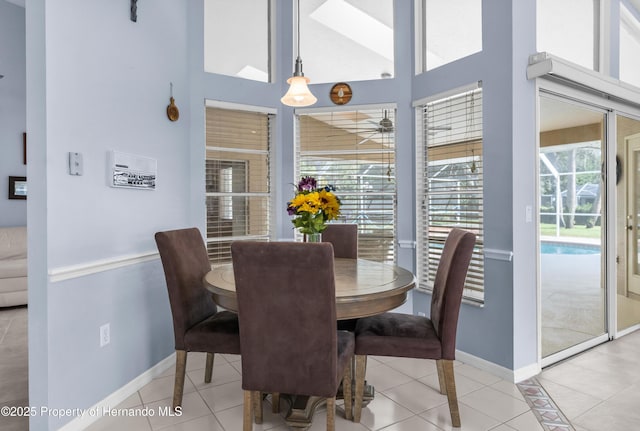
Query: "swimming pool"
541 242 601 255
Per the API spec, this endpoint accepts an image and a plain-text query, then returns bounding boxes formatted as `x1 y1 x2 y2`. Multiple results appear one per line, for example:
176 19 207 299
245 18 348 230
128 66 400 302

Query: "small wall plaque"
108 151 156 190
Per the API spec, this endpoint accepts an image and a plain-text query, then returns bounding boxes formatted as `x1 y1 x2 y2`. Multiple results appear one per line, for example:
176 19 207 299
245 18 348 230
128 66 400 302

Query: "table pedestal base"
282 382 374 430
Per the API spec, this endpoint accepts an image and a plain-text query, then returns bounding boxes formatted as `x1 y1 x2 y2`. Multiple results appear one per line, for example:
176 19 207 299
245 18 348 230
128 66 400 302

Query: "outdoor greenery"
540 223 601 239
540 143 602 229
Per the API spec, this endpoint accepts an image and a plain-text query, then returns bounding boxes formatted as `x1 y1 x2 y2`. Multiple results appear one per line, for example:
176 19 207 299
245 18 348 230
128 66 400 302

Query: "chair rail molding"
484 248 513 262
48 251 160 283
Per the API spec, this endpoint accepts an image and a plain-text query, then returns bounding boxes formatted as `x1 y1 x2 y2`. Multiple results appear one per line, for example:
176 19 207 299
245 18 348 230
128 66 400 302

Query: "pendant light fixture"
281 0 317 107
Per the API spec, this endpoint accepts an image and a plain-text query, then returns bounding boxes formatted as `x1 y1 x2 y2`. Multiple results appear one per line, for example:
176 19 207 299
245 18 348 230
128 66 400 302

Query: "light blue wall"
27 0 190 428
0 1 27 227
23 1 545 428
411 0 538 371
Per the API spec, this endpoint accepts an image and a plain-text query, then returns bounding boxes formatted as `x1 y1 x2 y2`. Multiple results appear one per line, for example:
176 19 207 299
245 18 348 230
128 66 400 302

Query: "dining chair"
155 227 241 411
323 224 359 332
322 223 358 259
352 228 476 427
231 241 355 431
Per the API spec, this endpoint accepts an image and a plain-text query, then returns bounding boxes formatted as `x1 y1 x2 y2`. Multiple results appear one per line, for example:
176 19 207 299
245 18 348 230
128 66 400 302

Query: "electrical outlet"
100 323 110 347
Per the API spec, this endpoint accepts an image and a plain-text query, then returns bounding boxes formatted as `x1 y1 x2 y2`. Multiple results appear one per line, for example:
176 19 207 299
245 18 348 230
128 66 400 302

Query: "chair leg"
204 352 214 383
436 359 447 394
172 350 187 411
326 396 336 431
353 354 367 423
441 359 461 427
252 391 263 424
343 358 353 420
271 392 280 413
243 390 253 431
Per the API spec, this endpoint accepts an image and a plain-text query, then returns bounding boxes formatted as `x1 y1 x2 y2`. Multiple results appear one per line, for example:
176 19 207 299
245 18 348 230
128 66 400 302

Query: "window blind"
296 109 397 263
205 107 272 264
417 88 485 303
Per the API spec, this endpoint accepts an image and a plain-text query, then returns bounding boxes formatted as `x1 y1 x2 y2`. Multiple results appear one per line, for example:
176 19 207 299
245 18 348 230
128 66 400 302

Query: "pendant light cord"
296 0 301 59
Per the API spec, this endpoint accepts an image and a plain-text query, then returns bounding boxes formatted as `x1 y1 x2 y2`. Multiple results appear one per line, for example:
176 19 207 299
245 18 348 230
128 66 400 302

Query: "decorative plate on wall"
330 82 352 105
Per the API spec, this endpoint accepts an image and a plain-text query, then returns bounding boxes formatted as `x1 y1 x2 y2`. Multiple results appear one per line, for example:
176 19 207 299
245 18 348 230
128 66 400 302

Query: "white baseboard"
57 353 175 431
455 350 540 383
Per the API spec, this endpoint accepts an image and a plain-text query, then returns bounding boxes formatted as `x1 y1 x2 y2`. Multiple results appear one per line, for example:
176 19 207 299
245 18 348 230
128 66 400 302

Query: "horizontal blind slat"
417 87 485 302
297 108 398 263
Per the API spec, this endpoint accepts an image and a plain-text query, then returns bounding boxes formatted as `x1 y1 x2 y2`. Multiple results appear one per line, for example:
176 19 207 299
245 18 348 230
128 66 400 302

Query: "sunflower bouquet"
286 176 341 235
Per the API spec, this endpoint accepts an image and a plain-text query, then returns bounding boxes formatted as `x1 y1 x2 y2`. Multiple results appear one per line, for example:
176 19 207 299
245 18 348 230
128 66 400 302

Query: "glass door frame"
537 83 612 367
537 79 640 368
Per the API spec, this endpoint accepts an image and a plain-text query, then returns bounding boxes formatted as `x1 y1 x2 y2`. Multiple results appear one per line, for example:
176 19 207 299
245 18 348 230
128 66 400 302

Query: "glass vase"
305 233 323 243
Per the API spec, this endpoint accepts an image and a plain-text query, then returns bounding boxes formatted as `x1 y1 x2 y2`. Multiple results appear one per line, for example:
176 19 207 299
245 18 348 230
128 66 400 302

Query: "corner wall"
411 0 539 374
0 1 27 227
27 1 191 428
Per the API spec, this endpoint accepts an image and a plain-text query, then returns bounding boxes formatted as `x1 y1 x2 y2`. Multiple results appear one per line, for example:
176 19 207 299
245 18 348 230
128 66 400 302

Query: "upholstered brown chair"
322 223 358 259
352 228 476 427
323 224 359 332
155 228 241 410
231 241 355 431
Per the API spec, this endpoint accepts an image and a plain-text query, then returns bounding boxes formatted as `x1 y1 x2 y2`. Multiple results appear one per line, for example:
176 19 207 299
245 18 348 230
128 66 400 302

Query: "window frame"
415 83 485 304
294 105 398 263
204 102 275 265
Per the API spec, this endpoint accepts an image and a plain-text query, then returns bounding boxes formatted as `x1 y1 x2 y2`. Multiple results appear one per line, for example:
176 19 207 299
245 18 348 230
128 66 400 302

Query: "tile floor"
2 304 640 431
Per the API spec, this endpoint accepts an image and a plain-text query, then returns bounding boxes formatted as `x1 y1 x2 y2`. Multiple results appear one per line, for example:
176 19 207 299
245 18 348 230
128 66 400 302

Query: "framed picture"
9 176 27 200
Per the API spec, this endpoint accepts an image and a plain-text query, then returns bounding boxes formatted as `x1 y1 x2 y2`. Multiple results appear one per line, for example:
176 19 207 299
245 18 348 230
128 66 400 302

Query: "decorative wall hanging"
166 83 180 122
329 83 352 105
9 176 27 200
130 0 138 22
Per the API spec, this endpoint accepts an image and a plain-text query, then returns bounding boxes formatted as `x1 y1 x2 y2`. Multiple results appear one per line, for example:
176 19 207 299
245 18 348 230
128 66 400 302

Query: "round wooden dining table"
203 257 416 320
203 257 416 429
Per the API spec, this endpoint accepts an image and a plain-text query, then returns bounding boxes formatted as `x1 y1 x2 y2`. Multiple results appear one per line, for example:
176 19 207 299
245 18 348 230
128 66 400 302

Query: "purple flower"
297 176 317 192
286 204 296 215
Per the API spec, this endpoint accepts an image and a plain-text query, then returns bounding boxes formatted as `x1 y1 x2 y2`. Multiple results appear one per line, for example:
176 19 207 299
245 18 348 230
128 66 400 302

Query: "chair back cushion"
155 228 217 350
430 228 476 359
231 241 339 397
322 224 358 259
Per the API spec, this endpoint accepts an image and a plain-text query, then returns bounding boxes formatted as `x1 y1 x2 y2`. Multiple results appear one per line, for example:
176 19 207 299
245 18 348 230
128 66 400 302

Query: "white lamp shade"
280 75 317 107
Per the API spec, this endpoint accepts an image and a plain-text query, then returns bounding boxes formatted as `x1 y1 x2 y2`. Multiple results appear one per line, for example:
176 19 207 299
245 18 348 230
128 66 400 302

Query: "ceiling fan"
356 109 394 145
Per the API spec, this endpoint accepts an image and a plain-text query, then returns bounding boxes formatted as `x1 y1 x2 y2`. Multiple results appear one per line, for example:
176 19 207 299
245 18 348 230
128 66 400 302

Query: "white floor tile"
197 380 245 413
459 387 530 423
145 392 212 430
454 364 503 386
541 361 633 400
151 414 224 431
534 378 601 420
355 391 415 430
419 371 485 397
364 363 415 392
214 400 287 431
186 362 241 390
139 373 196 405
421 403 501 431
377 415 445 431
381 380 447 414
504 411 544 431
489 380 525 402
84 412 153 431
384 357 439 379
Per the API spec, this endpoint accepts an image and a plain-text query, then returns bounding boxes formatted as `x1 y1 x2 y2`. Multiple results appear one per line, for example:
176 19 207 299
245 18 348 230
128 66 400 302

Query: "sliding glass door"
616 115 640 332
539 94 608 364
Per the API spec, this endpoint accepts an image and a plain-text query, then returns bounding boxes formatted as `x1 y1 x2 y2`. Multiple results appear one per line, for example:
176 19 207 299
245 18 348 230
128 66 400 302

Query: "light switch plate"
69 152 83 176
